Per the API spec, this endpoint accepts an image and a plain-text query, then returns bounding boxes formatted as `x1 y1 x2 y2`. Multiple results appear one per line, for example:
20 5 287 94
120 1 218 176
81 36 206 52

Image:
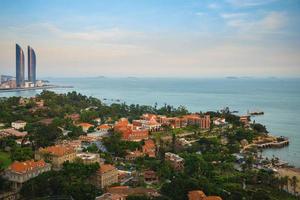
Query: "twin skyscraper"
16 44 36 87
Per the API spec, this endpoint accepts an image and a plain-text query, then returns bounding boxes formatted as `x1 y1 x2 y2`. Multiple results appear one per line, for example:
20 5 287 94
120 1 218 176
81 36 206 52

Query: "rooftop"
39 145 75 157
99 164 116 174
9 160 47 174
98 124 110 129
78 123 94 128
12 120 26 123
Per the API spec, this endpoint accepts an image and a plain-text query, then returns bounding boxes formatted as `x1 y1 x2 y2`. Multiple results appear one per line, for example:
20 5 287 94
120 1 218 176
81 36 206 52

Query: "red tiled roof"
99 164 116 174
183 114 201 119
144 139 155 148
98 124 110 129
148 118 160 125
78 123 94 128
65 113 80 121
203 197 222 200
9 160 46 173
39 145 75 157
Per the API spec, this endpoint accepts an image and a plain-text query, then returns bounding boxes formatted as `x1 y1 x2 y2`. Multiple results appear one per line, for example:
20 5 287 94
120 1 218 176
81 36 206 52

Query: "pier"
256 137 289 149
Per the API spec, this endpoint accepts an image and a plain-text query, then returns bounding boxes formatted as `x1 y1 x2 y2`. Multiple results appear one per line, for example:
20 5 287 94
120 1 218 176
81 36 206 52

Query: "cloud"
220 13 248 19
195 12 205 16
208 3 220 9
222 11 287 34
226 0 277 7
5 22 145 45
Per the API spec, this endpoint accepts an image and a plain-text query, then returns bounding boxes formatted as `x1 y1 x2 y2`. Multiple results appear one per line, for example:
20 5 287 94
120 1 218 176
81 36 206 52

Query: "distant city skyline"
0 0 300 77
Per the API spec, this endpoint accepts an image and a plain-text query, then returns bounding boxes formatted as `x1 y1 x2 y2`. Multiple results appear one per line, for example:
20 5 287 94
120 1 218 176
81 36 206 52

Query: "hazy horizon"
0 0 300 77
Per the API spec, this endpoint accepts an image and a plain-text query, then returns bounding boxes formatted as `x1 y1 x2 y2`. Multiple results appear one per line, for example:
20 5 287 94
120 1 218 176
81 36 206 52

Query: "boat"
249 111 264 116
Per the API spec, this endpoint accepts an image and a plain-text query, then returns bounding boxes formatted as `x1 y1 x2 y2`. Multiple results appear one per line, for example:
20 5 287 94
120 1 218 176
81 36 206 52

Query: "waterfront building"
183 114 211 129
240 115 250 126
16 44 25 87
11 120 27 130
27 46 36 84
94 164 119 189
35 145 76 170
114 118 149 141
3 160 51 189
0 75 14 83
132 119 161 131
0 79 16 89
165 152 184 171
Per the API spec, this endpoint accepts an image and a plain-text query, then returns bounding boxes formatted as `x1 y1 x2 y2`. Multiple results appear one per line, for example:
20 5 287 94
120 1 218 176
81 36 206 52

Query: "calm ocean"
1 77 300 167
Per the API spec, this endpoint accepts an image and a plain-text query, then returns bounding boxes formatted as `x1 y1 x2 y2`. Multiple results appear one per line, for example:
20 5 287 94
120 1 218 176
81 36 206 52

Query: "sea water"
1 77 299 167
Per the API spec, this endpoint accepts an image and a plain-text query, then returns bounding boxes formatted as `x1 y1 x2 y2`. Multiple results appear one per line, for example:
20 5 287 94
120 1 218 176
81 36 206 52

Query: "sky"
0 0 300 78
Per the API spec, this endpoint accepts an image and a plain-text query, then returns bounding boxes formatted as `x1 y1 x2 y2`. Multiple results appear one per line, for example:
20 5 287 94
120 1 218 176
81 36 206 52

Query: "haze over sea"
1 77 299 167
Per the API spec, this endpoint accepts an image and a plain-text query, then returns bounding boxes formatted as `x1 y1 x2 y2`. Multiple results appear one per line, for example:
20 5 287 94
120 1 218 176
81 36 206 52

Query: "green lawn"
0 151 12 169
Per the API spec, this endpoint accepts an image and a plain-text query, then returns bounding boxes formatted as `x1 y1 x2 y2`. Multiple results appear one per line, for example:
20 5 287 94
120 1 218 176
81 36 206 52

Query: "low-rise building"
114 118 149 141
76 153 102 165
213 118 226 126
38 118 54 126
3 160 51 189
11 120 26 130
0 128 27 139
183 114 211 129
78 122 94 132
94 164 119 189
142 139 156 158
65 113 81 123
95 193 125 200
97 124 111 134
35 145 76 170
144 170 158 183
125 150 144 161
188 190 222 200
107 186 160 198
240 115 250 126
165 152 184 171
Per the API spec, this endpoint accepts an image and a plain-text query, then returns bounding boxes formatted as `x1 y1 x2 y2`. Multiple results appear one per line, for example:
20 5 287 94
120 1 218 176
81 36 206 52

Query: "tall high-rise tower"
16 44 25 87
28 46 36 84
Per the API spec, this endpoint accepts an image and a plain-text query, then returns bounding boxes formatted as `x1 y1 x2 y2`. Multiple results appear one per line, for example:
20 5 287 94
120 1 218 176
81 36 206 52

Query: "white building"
11 120 27 130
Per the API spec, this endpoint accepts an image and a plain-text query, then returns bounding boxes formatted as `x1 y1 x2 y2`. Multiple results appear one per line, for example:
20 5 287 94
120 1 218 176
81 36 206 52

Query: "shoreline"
0 85 73 93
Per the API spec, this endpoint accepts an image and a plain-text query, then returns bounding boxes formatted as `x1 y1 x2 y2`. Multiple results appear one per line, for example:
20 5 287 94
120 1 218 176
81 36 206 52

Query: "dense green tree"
11 146 33 161
20 162 101 200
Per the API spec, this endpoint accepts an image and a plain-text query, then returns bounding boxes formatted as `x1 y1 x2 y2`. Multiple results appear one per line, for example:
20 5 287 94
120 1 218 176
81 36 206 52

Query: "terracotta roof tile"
39 145 75 157
99 164 116 174
98 124 110 129
78 123 94 128
9 160 46 173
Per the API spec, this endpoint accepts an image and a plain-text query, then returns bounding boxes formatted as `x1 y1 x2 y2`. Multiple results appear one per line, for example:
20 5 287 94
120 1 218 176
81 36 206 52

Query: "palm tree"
290 176 299 194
